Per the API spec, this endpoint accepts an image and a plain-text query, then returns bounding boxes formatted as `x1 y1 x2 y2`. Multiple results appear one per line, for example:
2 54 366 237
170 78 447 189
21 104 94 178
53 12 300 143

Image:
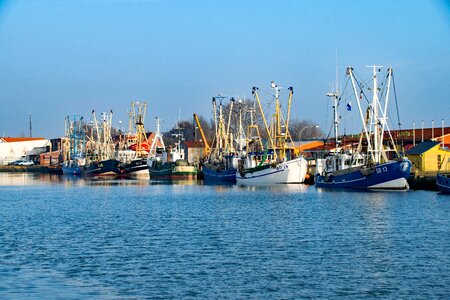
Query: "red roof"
390 127 450 141
1 137 45 143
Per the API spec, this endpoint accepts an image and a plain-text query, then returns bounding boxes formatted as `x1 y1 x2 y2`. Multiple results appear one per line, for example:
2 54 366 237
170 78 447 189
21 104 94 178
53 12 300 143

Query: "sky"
0 0 449 138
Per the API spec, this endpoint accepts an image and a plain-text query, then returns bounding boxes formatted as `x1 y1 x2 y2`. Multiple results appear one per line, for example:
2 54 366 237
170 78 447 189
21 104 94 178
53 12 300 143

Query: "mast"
271 81 283 150
347 67 373 157
72 114 76 159
327 49 340 146
29 111 33 137
371 66 380 163
285 87 293 143
29 112 32 138
212 94 227 159
238 99 243 152
246 101 263 151
218 97 224 153
226 97 235 149
212 97 217 144
253 87 276 158
135 102 148 156
326 90 340 146
366 65 384 163
380 67 398 160
149 117 165 155
128 102 135 137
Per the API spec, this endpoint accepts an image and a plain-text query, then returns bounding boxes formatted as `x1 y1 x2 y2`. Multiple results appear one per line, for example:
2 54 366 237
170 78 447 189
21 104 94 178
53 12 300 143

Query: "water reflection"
237 183 310 193
0 173 62 186
315 187 409 194
149 179 202 186
0 173 316 192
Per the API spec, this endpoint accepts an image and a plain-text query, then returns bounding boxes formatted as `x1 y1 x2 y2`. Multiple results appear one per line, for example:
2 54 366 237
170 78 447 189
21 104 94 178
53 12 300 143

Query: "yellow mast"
246 105 264 151
134 102 148 157
253 87 276 158
226 97 235 152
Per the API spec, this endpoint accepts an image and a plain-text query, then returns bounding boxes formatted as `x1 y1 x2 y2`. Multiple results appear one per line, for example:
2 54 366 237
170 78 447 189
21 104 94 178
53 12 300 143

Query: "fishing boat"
62 115 86 176
200 96 239 183
84 158 120 177
315 66 411 190
436 155 450 193
117 102 150 178
84 110 120 177
436 173 450 193
236 82 308 184
147 119 198 180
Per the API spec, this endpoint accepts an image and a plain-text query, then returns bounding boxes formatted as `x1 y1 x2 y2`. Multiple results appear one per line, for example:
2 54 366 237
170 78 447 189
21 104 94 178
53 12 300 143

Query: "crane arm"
193 113 211 156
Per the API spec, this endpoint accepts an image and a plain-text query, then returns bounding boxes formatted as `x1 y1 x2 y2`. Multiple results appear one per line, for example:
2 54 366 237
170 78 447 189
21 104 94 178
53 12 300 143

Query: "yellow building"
406 141 450 172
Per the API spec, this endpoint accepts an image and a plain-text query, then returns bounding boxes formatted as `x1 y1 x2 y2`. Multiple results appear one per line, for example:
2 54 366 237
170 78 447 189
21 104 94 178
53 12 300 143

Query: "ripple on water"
0 174 449 298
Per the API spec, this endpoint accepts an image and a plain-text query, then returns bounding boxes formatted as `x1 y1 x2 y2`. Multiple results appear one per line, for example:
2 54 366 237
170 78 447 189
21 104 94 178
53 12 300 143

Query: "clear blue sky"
0 0 449 138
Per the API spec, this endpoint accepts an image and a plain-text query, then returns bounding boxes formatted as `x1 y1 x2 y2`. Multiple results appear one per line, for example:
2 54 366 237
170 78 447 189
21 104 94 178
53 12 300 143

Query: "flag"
346 101 352 111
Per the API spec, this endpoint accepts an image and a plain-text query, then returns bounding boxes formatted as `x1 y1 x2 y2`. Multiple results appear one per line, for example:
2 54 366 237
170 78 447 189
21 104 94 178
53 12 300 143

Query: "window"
438 154 442 170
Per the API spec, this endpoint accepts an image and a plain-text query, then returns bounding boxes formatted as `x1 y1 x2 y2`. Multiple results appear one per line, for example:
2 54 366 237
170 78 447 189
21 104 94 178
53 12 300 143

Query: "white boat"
237 154 307 184
236 82 308 185
201 96 239 183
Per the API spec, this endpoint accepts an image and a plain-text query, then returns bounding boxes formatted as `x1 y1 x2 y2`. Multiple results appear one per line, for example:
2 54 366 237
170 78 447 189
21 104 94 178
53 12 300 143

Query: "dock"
0 165 62 174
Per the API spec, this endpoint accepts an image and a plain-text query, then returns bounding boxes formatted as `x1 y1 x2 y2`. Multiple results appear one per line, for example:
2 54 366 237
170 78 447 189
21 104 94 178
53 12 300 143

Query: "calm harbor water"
0 173 449 299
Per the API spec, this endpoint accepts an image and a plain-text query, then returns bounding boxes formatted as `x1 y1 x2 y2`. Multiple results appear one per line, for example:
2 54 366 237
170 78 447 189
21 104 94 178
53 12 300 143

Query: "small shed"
406 141 450 172
182 141 204 165
39 151 61 166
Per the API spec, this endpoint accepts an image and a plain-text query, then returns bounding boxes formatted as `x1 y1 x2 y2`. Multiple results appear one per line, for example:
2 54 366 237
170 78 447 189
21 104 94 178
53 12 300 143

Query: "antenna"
335 48 339 93
29 112 32 138
327 53 340 146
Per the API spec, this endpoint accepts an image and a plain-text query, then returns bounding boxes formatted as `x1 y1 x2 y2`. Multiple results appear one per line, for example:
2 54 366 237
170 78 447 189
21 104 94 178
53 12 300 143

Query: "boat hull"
118 158 149 178
62 165 83 176
202 165 237 183
149 163 197 180
84 159 120 177
436 174 450 193
315 159 411 190
236 157 307 185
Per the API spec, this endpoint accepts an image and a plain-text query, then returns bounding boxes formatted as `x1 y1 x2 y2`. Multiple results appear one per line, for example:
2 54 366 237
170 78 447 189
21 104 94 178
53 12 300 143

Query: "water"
0 173 449 299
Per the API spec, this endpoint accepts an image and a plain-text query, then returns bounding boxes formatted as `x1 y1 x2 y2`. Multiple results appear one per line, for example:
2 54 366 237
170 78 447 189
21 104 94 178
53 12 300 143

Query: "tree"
289 119 323 141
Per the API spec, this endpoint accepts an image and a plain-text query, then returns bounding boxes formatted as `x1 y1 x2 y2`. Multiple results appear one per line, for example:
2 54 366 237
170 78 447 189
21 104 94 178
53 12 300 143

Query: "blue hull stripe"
436 174 450 193
203 167 237 183
237 168 284 180
316 160 411 189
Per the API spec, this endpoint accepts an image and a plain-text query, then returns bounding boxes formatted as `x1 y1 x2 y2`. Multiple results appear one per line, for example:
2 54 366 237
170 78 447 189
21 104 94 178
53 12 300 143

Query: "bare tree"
290 119 323 141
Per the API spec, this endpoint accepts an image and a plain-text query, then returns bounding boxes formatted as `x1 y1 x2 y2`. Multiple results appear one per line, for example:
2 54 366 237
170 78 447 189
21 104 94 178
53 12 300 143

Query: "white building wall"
0 140 50 165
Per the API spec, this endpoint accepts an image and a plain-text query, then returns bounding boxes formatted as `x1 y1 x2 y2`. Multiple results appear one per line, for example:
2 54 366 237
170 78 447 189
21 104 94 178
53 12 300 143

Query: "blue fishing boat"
200 96 239 183
315 157 411 189
62 159 84 175
436 173 450 193
202 166 236 182
315 66 411 190
202 156 237 183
